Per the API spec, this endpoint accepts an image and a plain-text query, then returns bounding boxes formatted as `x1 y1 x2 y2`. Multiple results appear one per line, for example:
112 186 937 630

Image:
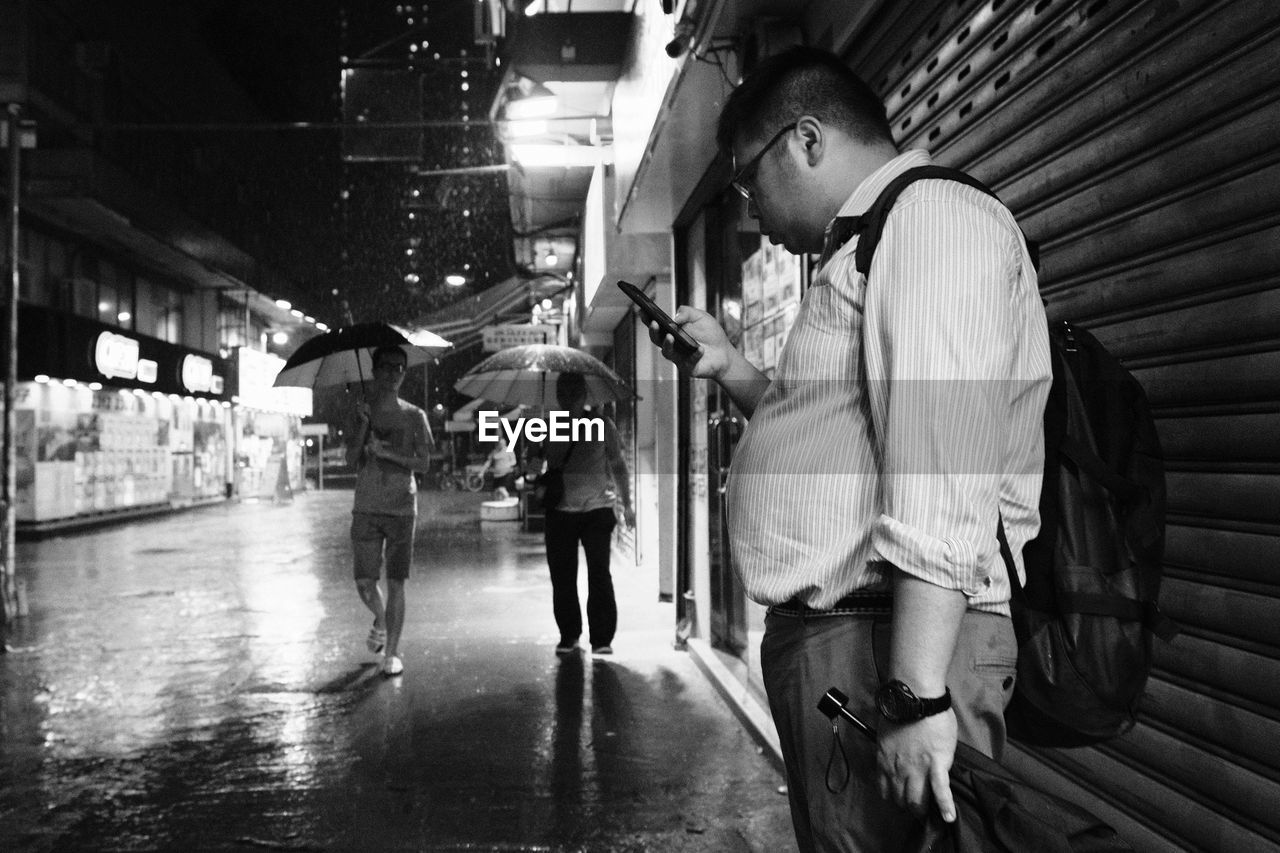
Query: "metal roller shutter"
845 1 1280 851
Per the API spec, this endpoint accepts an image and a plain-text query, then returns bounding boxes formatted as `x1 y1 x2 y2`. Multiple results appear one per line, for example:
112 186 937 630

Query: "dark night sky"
164 0 514 329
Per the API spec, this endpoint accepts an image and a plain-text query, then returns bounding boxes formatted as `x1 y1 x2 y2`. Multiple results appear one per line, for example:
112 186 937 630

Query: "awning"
420 276 563 353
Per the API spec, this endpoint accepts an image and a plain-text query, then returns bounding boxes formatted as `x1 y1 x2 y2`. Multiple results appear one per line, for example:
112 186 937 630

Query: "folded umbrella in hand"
818 688 1133 853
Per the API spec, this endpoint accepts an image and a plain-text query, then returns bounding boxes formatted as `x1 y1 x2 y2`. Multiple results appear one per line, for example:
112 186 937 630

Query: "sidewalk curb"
685 637 784 774
16 496 229 540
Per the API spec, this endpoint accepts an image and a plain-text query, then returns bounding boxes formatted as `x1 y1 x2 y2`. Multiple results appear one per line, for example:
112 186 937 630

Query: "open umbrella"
454 344 634 409
272 322 451 389
818 688 1133 852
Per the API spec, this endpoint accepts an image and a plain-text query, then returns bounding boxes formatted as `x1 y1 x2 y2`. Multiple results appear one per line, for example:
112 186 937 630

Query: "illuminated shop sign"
94 332 140 380
137 359 158 383
237 347 312 415
482 324 556 351
181 354 214 393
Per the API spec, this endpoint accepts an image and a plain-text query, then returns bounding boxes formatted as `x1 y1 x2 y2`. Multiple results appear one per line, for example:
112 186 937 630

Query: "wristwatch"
875 679 952 723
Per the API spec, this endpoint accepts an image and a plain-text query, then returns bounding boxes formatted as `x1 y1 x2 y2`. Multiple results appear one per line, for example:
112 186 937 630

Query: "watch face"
876 681 919 722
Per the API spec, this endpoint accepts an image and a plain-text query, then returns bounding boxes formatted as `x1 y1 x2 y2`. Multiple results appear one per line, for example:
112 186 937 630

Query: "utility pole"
1 103 28 642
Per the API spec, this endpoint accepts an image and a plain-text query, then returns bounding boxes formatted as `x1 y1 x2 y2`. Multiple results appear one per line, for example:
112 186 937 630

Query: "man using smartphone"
650 47 1050 851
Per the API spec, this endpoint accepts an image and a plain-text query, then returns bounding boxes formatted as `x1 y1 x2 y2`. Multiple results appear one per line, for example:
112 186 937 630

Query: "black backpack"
850 165 1177 748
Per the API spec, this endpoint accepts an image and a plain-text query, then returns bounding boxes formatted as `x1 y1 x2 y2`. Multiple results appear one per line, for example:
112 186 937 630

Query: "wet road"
1 490 794 852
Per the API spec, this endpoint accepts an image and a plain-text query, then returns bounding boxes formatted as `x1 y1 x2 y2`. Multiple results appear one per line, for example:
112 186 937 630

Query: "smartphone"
617 280 700 359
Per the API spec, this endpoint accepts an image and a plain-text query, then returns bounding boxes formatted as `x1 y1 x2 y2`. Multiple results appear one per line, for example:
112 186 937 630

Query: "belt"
769 591 894 617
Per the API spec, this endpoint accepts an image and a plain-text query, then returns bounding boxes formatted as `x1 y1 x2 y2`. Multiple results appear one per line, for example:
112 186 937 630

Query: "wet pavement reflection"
2 490 793 852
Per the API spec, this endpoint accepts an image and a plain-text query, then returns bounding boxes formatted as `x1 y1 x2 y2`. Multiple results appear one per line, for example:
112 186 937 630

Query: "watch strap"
877 679 953 722
917 687 952 717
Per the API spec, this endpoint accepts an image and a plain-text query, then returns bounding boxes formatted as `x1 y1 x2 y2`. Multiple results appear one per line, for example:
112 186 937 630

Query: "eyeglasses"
730 122 797 200
374 361 406 374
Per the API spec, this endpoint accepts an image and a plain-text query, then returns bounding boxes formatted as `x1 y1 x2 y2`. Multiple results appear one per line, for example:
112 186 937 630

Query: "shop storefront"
229 347 311 500
14 304 233 530
667 177 813 710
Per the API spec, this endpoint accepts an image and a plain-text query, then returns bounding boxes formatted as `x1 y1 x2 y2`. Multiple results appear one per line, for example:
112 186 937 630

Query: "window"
218 297 249 351
155 298 183 343
138 276 183 343
116 270 136 330
44 238 72 310
135 275 158 334
97 263 119 326
71 253 99 319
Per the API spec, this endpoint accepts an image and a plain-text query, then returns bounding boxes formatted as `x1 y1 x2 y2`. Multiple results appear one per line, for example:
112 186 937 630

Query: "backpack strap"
1058 433 1145 503
852 165 1041 276
854 166 993 275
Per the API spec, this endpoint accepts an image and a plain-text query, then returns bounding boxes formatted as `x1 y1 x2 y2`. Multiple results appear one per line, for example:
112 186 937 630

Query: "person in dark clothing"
539 372 635 656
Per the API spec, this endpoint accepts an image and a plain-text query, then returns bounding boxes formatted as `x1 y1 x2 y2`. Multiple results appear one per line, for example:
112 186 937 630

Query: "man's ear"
795 115 824 167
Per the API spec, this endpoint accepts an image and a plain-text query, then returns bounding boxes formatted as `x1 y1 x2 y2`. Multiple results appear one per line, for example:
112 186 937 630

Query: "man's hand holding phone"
618 280 721 377
620 279 770 416
646 305 736 380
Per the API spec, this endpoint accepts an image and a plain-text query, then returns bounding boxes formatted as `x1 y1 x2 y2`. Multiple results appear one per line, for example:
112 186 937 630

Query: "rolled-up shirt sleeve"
862 194 1023 598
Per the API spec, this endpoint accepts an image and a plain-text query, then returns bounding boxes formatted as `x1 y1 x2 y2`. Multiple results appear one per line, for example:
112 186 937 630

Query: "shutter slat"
1142 679 1280 778
1163 471 1280 524
1165 525 1280 585
1130 351 1280 408
1048 224 1280 325
1090 289 1280 362
1159 577 1280 647
1155 632 1280 710
948 0 1280 182
1042 161 1280 286
1156 413 1280 464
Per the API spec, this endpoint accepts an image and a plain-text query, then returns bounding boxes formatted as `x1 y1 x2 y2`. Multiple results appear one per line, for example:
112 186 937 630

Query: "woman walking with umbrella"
454 344 638 656
539 372 635 656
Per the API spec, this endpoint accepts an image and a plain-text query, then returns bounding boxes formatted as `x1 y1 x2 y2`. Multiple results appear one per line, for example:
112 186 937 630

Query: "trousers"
761 607 1017 852
543 507 618 647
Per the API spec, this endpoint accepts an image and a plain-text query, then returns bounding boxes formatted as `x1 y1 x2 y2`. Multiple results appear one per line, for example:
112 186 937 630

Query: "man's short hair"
716 46 894 156
372 345 407 367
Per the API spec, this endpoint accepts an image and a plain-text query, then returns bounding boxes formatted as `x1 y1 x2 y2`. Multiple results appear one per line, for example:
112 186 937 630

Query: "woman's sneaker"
382 655 404 676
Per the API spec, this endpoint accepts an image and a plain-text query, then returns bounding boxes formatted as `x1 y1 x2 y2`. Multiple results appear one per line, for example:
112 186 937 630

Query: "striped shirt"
726 149 1051 615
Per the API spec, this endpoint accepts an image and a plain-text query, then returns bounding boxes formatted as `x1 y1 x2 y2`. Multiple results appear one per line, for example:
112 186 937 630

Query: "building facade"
1 0 325 533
